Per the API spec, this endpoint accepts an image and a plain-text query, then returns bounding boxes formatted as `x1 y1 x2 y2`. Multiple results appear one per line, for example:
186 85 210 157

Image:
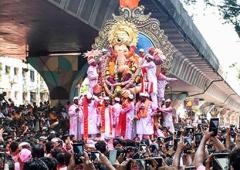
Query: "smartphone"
145 159 153 169
195 133 203 146
90 152 100 161
176 131 181 138
73 143 84 156
185 166 196 170
209 118 219 136
185 126 194 135
212 153 230 170
139 144 147 152
230 125 236 138
157 137 165 143
184 137 192 153
72 143 84 164
174 138 180 151
153 157 163 167
164 136 173 143
109 150 117 165
0 152 5 170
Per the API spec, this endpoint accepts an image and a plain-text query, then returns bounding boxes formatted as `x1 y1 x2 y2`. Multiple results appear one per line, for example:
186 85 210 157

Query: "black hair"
23 158 49 170
125 139 136 147
230 148 240 170
95 140 107 154
50 148 62 159
9 141 18 153
45 142 53 154
32 144 45 158
56 152 66 165
40 157 57 170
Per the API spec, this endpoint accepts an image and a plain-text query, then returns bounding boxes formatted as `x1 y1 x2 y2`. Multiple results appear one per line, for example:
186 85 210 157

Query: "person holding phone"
193 131 213 169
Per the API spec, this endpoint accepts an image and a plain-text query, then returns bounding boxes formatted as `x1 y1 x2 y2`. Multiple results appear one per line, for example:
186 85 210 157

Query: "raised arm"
173 137 185 169
193 131 213 168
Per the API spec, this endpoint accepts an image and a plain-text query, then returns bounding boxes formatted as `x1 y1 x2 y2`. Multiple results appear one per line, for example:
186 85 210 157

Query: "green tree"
229 62 240 79
182 0 240 37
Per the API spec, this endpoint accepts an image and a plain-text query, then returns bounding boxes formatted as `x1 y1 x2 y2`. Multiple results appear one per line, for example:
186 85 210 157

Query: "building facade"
0 57 49 105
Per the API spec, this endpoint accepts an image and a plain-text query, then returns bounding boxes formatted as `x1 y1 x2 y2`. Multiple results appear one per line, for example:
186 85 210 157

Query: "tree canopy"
182 0 240 37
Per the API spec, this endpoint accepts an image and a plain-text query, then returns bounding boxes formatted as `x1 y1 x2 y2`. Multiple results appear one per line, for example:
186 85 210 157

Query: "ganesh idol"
85 20 142 98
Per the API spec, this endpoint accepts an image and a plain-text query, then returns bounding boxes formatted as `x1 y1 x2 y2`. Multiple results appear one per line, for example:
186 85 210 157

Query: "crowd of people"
0 93 239 170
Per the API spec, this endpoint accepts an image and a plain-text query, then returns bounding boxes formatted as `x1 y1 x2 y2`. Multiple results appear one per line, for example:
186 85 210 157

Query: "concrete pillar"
28 54 87 106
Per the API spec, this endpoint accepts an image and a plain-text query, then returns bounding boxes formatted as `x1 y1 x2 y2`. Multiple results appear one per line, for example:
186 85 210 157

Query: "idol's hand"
121 89 131 98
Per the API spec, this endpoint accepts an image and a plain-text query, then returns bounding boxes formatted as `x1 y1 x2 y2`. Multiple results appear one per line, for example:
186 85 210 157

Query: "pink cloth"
19 148 32 163
112 103 122 126
157 73 177 101
197 165 205 170
124 102 135 139
87 65 98 94
161 106 175 133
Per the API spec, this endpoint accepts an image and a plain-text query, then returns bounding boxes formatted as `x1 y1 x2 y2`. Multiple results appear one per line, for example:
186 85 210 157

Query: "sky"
182 1 240 93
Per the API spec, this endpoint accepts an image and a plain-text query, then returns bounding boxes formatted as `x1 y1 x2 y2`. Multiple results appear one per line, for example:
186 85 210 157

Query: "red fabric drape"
83 96 88 141
118 111 127 137
100 105 106 133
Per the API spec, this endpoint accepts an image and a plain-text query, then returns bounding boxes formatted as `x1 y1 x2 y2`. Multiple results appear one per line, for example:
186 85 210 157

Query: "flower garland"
101 53 142 97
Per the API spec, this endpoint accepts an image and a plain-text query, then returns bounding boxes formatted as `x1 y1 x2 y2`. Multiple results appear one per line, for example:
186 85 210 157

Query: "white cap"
19 142 31 149
115 97 120 102
73 97 78 101
129 94 134 100
104 96 110 100
39 136 48 141
165 99 172 103
86 93 92 99
146 54 154 59
51 137 61 143
102 49 108 53
88 58 95 64
139 49 144 52
139 92 149 97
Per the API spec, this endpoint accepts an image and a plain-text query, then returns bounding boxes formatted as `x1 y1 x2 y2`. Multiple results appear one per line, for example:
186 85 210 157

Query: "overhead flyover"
0 0 239 112
46 0 240 112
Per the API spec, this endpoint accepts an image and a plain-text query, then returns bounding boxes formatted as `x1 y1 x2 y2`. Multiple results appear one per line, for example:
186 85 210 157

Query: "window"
23 92 27 101
30 70 35 82
22 68 28 78
5 66 10 75
30 92 36 102
14 91 18 100
14 67 19 76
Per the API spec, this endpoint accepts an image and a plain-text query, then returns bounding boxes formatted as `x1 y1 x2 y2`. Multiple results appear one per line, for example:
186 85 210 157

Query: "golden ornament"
108 20 138 47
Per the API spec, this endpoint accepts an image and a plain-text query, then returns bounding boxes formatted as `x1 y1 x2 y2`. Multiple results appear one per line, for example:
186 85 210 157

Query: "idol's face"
114 44 129 56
